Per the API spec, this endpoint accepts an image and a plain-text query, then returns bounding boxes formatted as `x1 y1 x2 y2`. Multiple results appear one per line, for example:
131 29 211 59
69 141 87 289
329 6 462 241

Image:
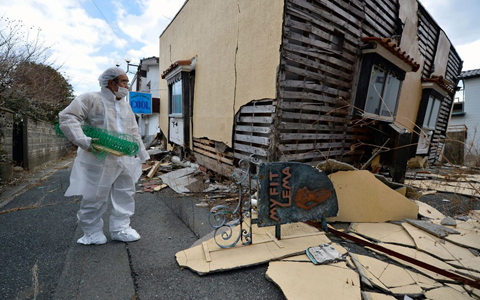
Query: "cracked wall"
159 0 284 147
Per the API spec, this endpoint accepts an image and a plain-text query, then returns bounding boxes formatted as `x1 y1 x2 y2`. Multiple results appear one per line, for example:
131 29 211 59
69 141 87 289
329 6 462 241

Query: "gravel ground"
419 192 480 217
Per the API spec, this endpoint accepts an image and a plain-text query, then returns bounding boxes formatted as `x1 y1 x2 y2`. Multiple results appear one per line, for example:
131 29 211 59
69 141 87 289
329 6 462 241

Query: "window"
354 52 407 121
171 80 182 115
365 65 402 118
423 95 441 129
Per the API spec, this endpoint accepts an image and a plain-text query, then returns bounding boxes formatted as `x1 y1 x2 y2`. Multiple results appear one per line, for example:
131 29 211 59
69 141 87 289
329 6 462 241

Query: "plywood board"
176 222 330 275
424 286 473 300
414 200 446 220
349 223 415 247
389 284 424 297
401 223 480 272
443 220 480 251
350 253 439 297
266 261 361 300
361 292 397 300
327 171 418 222
469 210 480 222
368 243 458 282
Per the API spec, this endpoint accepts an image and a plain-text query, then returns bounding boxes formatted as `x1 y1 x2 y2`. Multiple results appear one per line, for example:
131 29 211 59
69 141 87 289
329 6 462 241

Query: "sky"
0 0 479 97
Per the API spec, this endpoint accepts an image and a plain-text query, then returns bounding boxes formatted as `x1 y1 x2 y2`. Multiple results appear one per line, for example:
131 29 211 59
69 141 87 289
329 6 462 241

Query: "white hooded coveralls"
59 84 149 235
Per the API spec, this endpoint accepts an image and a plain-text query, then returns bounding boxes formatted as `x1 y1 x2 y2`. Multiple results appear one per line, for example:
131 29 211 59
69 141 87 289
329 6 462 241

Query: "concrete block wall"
26 117 72 171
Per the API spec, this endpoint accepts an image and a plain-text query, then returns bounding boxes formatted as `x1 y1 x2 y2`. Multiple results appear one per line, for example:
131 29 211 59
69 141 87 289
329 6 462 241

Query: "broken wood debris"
153 155 480 298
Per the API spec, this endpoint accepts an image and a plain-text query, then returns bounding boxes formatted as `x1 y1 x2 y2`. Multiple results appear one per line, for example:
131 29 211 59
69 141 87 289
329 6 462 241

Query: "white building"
449 69 480 163
130 56 161 147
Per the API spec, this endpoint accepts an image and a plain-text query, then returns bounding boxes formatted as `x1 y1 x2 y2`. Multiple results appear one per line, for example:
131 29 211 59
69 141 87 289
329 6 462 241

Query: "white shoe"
77 231 107 245
111 227 141 242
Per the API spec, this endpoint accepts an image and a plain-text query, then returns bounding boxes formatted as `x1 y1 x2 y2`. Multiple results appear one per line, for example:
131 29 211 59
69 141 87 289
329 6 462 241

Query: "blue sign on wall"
129 91 152 114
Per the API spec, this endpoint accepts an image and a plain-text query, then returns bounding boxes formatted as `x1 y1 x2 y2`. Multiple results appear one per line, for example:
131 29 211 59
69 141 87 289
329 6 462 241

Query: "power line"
91 0 130 54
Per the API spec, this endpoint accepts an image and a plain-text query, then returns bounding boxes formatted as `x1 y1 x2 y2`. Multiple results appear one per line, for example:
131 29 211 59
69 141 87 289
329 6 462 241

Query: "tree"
0 16 73 123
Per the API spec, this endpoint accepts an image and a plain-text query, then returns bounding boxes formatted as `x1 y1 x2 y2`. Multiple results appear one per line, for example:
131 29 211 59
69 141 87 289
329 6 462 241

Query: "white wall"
132 61 160 145
450 76 480 154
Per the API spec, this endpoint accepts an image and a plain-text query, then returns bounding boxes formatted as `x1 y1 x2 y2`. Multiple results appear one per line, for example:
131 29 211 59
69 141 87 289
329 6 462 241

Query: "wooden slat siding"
193 141 234 160
281 111 346 123
283 46 355 78
283 63 351 89
428 97 452 163
234 133 270 146
280 80 351 98
239 105 275 114
283 26 357 62
281 149 347 161
288 0 362 37
279 142 345 151
194 152 235 177
233 100 275 162
285 4 360 49
417 8 440 78
280 102 348 115
238 116 273 124
280 132 357 141
193 138 234 159
233 143 268 157
193 146 234 165
281 90 346 105
278 0 368 163
363 0 396 38
235 125 271 134
285 19 358 56
279 122 348 131
446 46 463 83
192 137 235 175
283 42 354 75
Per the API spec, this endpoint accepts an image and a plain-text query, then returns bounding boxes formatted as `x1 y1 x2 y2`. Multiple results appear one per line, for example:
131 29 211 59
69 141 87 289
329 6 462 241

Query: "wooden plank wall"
233 100 276 162
192 137 235 176
275 0 396 164
417 7 440 79
417 5 463 163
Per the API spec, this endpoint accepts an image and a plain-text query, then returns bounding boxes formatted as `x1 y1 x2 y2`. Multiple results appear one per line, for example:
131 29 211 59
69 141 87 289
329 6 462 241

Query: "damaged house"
158 0 462 182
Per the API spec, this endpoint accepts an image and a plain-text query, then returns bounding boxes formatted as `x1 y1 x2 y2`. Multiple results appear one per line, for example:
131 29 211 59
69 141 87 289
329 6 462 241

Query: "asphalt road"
0 166 285 300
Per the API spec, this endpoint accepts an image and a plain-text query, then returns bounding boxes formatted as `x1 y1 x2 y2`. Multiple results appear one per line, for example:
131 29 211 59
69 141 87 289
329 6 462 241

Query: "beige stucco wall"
432 31 451 78
159 0 284 147
395 0 425 132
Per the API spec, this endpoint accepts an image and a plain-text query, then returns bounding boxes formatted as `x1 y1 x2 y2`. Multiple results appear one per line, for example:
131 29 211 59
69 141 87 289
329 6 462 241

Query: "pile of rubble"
138 151 480 299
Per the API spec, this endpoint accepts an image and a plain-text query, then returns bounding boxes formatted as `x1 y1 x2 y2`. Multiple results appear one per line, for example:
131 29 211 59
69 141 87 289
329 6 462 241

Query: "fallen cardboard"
432 219 480 251
469 210 480 222
176 222 331 275
349 222 415 247
327 171 418 222
367 243 458 282
350 253 441 297
424 286 473 300
402 222 480 272
414 200 446 220
266 260 361 300
361 292 397 300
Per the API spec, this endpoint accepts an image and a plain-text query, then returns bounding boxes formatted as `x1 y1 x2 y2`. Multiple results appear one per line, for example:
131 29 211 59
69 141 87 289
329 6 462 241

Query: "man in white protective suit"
59 67 150 245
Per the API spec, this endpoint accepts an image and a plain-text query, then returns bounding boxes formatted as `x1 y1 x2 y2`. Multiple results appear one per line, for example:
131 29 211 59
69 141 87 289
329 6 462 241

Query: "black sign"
257 162 338 227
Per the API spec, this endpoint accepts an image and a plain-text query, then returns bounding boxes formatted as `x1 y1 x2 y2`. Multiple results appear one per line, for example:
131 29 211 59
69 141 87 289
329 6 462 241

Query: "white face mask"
114 82 129 99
